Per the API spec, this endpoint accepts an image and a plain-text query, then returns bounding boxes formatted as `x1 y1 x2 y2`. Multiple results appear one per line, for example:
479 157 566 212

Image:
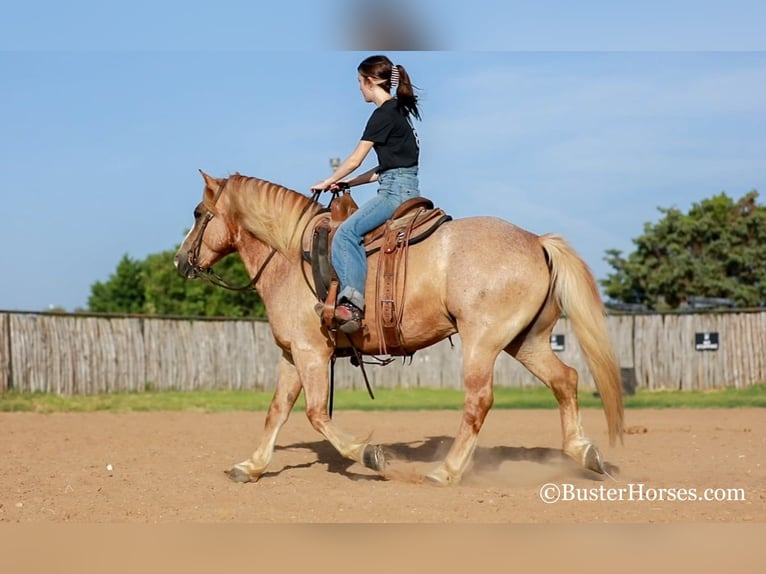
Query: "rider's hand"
311 178 338 191
311 179 329 191
311 180 348 193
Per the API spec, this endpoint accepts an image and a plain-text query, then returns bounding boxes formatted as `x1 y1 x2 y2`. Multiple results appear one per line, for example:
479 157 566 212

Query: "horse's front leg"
227 354 302 483
294 346 385 472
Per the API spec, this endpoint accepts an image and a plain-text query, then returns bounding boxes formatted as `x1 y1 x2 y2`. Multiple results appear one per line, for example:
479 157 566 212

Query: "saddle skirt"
302 192 452 354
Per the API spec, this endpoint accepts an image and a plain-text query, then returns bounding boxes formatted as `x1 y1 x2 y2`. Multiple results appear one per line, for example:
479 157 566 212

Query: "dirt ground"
1 408 764 523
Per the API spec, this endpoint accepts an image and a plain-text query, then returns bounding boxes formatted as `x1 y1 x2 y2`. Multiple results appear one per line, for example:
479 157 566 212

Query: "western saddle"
302 190 452 355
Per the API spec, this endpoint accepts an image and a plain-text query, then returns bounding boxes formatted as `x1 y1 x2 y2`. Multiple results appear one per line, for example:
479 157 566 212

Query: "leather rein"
187 179 275 292
187 179 322 292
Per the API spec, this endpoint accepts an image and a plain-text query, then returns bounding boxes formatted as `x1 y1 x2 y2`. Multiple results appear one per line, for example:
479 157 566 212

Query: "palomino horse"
174 171 624 485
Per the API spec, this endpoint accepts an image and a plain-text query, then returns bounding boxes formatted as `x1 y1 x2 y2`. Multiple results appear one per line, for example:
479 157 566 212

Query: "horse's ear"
198 169 220 190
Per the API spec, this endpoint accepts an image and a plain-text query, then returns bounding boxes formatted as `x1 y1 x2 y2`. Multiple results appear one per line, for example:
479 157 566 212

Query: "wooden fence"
1 310 764 395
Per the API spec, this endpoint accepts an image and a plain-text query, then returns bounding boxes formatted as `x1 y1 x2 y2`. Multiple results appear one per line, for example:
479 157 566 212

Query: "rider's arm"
312 140 374 190
344 166 379 188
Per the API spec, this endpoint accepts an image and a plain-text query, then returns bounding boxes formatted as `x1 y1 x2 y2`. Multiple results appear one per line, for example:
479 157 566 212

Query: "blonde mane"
226 174 322 254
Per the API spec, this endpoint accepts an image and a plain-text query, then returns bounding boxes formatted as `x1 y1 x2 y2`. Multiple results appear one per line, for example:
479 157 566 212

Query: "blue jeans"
332 167 419 310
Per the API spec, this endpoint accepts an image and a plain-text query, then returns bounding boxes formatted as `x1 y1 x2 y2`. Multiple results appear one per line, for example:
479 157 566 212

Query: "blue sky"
2 2 765 312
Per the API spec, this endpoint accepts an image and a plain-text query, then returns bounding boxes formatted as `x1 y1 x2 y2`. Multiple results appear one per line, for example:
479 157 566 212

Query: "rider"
311 54 422 334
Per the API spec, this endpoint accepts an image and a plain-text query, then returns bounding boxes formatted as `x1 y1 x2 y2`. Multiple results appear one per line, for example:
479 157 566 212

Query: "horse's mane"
226 174 322 253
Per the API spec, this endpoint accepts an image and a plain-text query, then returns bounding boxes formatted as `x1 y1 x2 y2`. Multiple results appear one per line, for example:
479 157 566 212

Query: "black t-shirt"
361 98 419 173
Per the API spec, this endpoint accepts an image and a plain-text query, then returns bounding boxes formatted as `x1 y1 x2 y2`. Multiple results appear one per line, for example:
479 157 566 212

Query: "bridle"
186 178 322 292
186 178 277 291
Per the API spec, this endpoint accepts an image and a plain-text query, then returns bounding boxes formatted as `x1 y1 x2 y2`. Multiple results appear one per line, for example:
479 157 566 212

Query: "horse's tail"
539 233 624 446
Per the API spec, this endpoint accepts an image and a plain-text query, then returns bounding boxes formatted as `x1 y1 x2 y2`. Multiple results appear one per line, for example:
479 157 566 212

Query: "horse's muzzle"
174 253 200 279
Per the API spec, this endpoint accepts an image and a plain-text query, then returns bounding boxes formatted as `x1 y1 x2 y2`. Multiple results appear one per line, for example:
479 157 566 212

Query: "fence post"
2 313 11 392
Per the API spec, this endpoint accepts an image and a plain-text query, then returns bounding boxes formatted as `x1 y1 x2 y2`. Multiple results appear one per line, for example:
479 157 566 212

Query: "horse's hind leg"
227 355 303 483
512 339 606 474
426 337 501 485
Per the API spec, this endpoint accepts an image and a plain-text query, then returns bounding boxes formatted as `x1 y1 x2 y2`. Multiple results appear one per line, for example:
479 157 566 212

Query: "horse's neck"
235 230 287 301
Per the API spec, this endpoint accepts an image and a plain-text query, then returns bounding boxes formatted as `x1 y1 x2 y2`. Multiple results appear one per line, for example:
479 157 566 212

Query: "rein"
198 249 278 291
187 179 322 292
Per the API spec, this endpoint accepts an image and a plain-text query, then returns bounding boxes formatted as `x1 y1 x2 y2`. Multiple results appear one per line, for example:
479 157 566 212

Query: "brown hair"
357 54 421 120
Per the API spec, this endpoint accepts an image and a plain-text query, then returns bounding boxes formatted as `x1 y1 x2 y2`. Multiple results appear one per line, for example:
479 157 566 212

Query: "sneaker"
334 302 364 333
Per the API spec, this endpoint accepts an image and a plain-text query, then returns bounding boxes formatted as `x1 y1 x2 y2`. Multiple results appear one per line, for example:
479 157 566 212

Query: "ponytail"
393 64 421 120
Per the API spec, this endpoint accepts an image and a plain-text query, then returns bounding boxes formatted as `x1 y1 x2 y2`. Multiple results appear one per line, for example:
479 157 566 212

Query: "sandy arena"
1 408 764 523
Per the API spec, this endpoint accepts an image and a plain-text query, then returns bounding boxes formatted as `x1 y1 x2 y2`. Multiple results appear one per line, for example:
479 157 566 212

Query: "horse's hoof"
362 444 385 472
425 466 454 486
226 465 254 483
583 444 606 474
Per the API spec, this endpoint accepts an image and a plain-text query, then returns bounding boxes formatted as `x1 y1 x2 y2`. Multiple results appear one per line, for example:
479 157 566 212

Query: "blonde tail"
540 234 624 446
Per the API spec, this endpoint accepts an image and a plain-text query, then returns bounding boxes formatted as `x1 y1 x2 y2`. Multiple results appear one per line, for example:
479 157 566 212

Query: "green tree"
142 250 265 317
601 190 766 310
88 249 266 318
88 254 146 313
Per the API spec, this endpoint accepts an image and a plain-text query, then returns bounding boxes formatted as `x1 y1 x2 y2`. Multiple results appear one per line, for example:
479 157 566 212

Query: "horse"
174 170 624 485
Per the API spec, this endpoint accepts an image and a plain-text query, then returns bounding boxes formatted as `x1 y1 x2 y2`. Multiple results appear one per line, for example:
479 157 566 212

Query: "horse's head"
174 170 237 279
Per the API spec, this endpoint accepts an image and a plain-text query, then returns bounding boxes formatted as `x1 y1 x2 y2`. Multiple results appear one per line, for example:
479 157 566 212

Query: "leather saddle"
302 191 452 354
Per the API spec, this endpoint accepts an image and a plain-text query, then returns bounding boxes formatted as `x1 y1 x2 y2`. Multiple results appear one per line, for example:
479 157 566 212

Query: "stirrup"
334 302 364 334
